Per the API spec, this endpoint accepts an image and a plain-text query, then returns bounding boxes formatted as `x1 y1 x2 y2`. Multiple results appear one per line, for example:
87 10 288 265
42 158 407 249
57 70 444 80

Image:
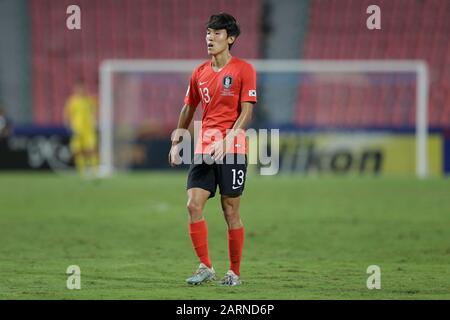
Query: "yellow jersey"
65 94 97 133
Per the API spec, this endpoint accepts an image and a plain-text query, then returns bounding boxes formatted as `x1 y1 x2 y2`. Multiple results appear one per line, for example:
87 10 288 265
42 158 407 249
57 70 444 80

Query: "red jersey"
184 56 257 154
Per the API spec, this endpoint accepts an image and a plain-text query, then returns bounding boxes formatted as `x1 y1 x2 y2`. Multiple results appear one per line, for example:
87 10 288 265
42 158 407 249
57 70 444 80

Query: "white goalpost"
99 59 429 178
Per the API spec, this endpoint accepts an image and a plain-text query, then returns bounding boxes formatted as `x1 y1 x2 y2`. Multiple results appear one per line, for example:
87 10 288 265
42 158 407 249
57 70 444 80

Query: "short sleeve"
240 63 257 103
183 69 201 107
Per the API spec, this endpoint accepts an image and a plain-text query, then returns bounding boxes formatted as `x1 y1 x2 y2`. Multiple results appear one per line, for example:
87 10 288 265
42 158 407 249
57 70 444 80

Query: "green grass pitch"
1 171 449 299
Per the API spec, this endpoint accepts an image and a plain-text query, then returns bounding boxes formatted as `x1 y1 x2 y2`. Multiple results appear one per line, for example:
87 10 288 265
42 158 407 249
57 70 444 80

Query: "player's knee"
222 204 239 221
187 199 202 217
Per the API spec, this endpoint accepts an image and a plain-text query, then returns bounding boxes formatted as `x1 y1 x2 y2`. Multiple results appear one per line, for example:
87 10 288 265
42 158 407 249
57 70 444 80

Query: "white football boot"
219 270 242 286
186 263 216 285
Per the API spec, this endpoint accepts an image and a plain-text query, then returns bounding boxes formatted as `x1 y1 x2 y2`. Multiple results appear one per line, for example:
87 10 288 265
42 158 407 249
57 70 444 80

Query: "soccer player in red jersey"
168 13 257 286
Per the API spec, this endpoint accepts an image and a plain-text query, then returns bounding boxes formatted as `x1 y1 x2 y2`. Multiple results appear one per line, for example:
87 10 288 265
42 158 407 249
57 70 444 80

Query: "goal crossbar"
99 59 429 177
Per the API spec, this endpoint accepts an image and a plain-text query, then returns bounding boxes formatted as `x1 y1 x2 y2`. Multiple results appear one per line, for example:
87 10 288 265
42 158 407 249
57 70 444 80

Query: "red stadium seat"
30 0 262 125
298 0 450 128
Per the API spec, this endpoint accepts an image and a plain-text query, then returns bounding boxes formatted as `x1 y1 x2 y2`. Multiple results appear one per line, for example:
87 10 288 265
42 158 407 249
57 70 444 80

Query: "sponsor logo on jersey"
223 76 233 89
249 89 257 97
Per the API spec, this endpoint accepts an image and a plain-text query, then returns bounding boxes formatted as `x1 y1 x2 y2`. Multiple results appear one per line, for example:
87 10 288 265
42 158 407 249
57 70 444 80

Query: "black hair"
206 13 241 50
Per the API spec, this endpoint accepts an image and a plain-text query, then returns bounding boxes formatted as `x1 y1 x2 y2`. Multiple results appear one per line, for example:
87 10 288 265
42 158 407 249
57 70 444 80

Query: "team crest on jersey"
223 75 233 89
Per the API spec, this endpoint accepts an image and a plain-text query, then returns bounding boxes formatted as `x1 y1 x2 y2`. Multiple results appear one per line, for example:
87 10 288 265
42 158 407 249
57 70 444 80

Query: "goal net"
99 60 429 177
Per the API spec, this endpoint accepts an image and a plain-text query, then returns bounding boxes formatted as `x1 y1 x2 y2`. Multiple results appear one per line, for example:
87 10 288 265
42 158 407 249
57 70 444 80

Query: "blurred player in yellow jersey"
64 79 98 177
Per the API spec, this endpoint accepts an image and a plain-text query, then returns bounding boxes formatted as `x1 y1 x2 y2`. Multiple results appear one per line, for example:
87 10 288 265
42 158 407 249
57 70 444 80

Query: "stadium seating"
298 0 450 128
30 0 262 125
30 0 449 129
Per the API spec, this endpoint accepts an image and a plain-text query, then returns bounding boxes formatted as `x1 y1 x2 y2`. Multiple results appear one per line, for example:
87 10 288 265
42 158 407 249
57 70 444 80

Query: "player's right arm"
168 104 196 167
169 68 201 167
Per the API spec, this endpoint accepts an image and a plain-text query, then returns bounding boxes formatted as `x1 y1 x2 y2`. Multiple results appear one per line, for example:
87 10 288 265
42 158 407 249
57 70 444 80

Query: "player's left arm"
233 102 253 129
233 61 257 134
211 102 254 161
227 101 253 139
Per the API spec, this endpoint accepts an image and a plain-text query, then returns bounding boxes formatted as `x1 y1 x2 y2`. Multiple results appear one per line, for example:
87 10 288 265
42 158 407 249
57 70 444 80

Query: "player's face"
206 28 234 55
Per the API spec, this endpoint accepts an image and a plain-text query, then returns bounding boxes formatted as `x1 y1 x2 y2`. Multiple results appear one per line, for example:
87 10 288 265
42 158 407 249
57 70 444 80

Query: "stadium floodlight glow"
99 59 429 178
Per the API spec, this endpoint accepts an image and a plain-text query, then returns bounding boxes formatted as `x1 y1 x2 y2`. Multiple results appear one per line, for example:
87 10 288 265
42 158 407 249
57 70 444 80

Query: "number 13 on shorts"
232 169 245 187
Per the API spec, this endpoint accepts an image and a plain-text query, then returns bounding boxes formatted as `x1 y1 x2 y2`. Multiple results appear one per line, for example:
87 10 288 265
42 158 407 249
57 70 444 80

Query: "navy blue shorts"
187 154 247 198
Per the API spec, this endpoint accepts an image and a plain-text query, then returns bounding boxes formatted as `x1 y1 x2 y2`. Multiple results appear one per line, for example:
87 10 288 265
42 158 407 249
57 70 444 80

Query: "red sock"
228 227 244 276
189 220 212 268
